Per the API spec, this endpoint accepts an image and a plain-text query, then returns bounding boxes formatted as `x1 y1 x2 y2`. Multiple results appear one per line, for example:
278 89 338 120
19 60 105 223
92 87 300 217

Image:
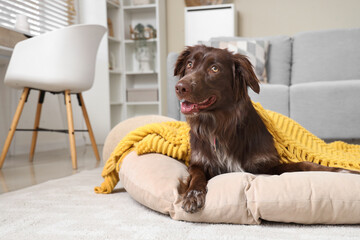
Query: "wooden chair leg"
78 93 100 161
0 88 30 169
29 91 45 162
64 90 77 170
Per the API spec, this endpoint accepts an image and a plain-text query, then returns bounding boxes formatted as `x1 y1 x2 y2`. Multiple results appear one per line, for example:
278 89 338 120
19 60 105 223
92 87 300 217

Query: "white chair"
0 24 107 169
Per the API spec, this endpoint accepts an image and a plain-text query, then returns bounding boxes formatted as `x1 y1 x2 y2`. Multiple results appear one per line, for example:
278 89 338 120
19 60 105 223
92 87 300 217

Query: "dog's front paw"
182 189 206 213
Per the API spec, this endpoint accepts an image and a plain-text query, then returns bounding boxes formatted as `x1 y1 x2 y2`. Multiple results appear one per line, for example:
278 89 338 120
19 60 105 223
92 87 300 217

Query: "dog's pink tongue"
181 101 198 114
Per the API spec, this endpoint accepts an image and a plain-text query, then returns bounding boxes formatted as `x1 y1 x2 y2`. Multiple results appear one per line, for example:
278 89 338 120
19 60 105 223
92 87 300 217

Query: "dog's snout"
175 81 191 97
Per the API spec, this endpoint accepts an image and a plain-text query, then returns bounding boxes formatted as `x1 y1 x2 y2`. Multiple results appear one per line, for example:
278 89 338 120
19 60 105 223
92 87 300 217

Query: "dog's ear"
232 53 260 101
174 47 192 78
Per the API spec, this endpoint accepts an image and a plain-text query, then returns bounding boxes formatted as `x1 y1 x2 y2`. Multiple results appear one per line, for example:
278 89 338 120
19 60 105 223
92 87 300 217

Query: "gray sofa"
167 28 360 140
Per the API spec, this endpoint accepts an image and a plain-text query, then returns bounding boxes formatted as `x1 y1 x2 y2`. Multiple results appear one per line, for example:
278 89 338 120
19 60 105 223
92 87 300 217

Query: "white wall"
0 65 12 155
78 0 111 146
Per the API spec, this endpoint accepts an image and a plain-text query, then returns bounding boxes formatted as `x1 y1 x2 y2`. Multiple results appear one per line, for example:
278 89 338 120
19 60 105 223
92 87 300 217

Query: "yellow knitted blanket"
95 102 360 194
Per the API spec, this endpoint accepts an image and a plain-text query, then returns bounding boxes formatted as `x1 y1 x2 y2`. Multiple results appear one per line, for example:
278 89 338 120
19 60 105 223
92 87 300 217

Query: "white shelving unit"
106 0 166 128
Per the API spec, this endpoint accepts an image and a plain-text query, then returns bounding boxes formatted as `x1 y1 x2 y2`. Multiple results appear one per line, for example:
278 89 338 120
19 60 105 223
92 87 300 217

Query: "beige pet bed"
102 115 360 225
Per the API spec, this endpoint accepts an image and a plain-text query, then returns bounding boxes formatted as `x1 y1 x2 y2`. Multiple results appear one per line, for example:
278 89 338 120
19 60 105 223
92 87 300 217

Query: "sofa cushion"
249 84 289 116
291 28 360 85
210 36 292 85
290 79 360 139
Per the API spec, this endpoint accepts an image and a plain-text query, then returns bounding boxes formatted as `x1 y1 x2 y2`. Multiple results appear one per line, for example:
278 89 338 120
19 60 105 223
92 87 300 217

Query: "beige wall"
166 0 360 53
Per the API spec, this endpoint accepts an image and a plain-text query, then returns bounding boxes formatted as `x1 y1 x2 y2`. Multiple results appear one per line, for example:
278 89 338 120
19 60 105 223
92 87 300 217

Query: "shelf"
124 38 157 44
126 101 159 106
110 101 124 105
126 71 157 75
108 36 121 43
123 4 156 12
107 0 165 127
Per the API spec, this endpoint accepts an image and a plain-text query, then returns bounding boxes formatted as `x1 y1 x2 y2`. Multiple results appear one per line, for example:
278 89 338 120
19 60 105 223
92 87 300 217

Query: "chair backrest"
5 24 107 93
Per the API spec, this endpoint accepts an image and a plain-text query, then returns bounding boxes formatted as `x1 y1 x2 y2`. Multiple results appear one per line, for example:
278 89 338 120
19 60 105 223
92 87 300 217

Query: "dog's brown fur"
174 45 355 213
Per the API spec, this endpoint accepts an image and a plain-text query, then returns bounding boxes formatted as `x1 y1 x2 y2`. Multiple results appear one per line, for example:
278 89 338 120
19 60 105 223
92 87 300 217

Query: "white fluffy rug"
0 168 359 240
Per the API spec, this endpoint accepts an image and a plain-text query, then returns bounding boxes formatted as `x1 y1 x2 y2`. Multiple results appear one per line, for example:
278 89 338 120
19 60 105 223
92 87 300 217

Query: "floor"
0 145 103 194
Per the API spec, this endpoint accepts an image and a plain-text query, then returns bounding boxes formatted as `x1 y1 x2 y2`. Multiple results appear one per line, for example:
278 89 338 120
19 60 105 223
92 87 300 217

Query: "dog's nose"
175 81 191 96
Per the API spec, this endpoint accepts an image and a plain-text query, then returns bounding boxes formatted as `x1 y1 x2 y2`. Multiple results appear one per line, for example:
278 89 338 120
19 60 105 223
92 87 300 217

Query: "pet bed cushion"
101 115 360 225
120 151 360 225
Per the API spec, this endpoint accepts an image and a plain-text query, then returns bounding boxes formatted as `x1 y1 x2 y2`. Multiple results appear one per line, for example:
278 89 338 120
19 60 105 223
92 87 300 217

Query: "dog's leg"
182 164 208 213
270 161 359 174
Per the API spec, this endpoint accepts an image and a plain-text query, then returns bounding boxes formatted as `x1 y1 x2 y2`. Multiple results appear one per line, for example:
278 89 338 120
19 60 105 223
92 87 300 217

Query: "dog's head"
174 45 260 116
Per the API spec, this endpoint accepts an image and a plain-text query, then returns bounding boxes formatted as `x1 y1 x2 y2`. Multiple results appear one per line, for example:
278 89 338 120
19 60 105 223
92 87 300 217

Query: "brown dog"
174 45 354 213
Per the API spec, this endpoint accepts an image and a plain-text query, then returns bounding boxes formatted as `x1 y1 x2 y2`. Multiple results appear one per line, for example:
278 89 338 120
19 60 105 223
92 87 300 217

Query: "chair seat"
4 76 91 93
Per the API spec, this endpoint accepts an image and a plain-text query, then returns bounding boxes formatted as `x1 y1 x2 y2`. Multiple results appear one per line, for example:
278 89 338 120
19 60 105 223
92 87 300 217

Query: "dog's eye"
211 66 219 73
187 62 193 69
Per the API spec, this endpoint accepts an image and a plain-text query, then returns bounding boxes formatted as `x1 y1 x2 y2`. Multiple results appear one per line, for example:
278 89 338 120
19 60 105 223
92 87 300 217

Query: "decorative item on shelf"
109 52 116 70
130 24 156 40
130 23 144 40
145 24 157 39
135 40 155 72
107 18 114 37
127 88 158 102
130 23 156 72
132 0 152 5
